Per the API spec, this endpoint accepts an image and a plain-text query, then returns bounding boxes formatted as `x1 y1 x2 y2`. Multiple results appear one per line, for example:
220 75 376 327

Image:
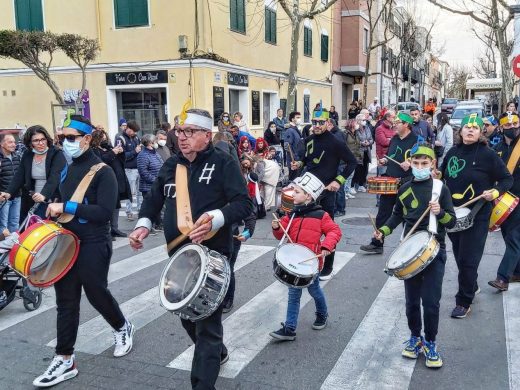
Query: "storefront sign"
106 70 168 85
213 87 225 126
227 72 248 87
252 91 260 126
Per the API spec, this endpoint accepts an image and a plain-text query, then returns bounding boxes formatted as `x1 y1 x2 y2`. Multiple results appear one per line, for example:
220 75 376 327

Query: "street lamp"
419 68 425 108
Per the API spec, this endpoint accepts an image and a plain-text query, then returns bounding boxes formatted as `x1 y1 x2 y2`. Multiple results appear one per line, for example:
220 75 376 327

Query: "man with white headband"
129 108 252 389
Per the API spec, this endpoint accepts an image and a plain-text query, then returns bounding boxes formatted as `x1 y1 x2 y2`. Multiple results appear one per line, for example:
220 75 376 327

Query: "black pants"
352 152 370 187
55 241 125 355
370 194 397 247
497 207 520 282
224 233 241 304
288 166 299 181
181 304 226 390
448 218 489 308
319 190 336 273
405 249 446 342
141 191 162 226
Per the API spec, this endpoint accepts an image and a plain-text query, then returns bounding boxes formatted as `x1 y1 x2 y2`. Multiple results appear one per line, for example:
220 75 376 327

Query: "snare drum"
446 207 473 233
9 221 79 288
159 244 230 322
273 243 319 288
385 231 439 280
367 177 400 195
281 189 295 213
489 192 519 232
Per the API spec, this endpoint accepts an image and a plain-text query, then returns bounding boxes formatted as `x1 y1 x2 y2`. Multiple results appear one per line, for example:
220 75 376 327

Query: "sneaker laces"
45 356 65 375
113 326 128 346
404 336 421 349
424 341 439 359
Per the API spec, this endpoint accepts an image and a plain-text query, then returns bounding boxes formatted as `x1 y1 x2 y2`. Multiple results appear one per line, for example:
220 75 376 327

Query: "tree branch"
304 0 339 18
426 0 488 25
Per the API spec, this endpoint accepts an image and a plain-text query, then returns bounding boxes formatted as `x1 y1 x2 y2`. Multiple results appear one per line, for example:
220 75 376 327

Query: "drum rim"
158 243 208 312
386 231 436 271
275 243 318 277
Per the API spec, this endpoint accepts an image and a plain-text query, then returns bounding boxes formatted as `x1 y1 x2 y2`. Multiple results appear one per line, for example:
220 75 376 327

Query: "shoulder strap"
58 163 106 223
506 139 520 174
175 164 193 235
428 179 443 234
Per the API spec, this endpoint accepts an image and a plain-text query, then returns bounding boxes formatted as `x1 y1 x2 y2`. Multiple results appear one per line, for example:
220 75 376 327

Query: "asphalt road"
0 191 515 390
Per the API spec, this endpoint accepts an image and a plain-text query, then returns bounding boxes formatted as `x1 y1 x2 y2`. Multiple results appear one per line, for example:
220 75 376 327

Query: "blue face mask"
63 139 84 159
412 167 431 181
32 147 48 155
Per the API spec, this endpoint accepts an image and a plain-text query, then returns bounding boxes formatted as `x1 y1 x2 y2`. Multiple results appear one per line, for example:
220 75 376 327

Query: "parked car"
457 99 485 108
441 98 458 114
391 102 422 115
449 105 484 131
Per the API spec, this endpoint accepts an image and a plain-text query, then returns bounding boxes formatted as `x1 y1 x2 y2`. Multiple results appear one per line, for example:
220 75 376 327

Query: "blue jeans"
0 197 21 232
285 276 327 331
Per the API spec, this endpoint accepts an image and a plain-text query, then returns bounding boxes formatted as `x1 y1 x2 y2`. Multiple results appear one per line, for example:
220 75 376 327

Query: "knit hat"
395 112 413 124
119 118 127 127
292 172 325 201
461 113 484 129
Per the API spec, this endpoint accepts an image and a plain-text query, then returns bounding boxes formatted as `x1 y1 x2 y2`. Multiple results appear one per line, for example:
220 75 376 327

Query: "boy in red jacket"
270 172 342 341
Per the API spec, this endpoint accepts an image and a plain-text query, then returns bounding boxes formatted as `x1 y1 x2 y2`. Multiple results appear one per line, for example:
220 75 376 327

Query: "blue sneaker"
423 340 443 368
402 335 423 359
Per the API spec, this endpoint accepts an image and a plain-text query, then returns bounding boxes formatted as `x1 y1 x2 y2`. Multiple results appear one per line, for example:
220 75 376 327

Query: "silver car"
449 105 484 131
391 102 423 115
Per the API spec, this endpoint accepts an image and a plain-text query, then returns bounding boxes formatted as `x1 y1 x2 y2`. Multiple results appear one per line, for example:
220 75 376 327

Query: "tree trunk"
362 46 372 107
287 18 302 113
77 66 87 106
491 0 513 108
29 65 64 105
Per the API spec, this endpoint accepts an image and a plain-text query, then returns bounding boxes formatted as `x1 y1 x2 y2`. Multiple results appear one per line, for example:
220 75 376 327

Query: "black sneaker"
220 351 229 365
312 313 328 330
360 243 383 254
222 300 233 314
451 305 471 319
269 323 296 341
334 211 345 218
111 229 127 238
153 225 164 232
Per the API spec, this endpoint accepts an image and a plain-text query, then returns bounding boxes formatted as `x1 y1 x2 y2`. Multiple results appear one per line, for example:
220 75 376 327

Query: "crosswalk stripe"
503 284 520 390
167 251 355 378
46 245 275 353
320 277 413 390
0 245 168 333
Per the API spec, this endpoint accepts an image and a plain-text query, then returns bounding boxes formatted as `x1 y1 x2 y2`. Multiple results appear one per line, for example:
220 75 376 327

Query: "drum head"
159 244 206 311
276 243 318 277
455 208 471 219
387 231 430 269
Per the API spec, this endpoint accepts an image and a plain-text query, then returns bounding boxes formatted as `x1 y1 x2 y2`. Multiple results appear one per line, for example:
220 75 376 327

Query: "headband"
499 112 519 126
460 113 483 129
312 110 329 120
183 112 213 131
64 119 93 134
411 145 435 160
396 112 413 124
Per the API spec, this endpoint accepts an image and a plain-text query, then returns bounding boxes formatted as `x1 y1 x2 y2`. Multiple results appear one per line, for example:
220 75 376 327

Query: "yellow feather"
179 99 191 125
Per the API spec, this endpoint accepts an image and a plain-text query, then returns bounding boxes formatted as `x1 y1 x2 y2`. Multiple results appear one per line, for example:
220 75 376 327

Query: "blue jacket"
283 125 303 162
412 120 434 144
233 131 256 149
116 132 141 169
137 148 163 193
273 116 288 138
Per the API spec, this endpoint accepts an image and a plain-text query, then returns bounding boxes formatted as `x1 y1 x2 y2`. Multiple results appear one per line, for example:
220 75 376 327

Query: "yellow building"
0 0 333 139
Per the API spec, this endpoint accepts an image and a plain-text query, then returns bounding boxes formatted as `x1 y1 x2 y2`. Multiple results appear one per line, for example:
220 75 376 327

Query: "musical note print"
306 140 314 157
447 156 466 178
388 146 403 160
453 184 475 200
313 151 325 164
404 149 412 161
399 187 419 215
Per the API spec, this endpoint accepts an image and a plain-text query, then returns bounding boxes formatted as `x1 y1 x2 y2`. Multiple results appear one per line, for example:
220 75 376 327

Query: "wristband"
64 201 78 215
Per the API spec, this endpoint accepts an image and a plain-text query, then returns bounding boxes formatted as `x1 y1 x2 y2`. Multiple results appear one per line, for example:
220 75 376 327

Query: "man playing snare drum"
129 108 252 390
373 145 456 368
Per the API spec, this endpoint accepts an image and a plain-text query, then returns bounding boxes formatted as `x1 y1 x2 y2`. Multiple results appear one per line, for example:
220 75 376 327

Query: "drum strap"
57 163 106 224
506 139 520 174
428 179 443 234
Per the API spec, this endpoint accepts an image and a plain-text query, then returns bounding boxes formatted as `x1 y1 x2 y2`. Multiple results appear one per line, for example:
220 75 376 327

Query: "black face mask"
504 128 519 140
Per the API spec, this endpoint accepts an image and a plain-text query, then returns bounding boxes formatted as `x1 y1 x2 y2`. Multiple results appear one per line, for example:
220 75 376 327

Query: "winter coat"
375 121 395 159
233 130 256 149
358 125 374 154
283 125 303 163
218 114 232 133
93 142 132 202
264 128 280 145
116 132 141 169
0 152 21 194
346 131 363 163
137 148 163 193
273 116 288 139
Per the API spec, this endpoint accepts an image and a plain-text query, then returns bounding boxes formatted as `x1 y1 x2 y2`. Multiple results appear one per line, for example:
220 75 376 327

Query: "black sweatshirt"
385 131 418 179
138 144 253 257
440 142 513 220
300 130 357 186
380 178 456 249
494 136 520 197
59 149 117 243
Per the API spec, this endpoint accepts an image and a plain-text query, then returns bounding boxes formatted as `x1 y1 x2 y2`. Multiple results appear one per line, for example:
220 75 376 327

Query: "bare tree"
446 66 473 100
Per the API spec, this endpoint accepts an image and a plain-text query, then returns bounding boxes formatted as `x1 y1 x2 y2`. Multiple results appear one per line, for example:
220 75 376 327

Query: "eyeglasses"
175 128 206 138
312 120 326 126
31 138 47 145
64 134 84 142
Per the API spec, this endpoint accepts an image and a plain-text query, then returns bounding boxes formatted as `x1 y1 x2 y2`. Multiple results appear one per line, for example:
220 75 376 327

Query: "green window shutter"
115 0 149 28
15 0 43 31
231 0 245 33
321 33 328 62
230 0 237 30
304 26 312 56
265 8 276 44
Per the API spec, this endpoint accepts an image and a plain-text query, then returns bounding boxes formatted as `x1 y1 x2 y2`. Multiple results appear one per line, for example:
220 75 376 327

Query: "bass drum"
158 244 230 322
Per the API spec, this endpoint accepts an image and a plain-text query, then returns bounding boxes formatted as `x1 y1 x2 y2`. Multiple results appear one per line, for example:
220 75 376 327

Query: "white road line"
320 277 413 390
47 245 275 353
0 245 168 333
504 284 520 390
167 251 355 378
112 237 130 250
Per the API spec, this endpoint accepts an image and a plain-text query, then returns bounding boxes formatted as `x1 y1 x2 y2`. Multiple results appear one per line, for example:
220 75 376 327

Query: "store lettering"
106 70 167 85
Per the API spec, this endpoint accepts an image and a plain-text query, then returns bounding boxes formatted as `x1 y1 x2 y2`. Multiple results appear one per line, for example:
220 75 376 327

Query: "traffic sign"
513 55 520 78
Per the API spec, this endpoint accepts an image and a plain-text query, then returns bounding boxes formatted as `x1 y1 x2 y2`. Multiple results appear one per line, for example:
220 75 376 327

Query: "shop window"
114 0 149 28
230 0 246 33
15 0 44 31
304 25 312 57
320 32 328 62
265 7 276 44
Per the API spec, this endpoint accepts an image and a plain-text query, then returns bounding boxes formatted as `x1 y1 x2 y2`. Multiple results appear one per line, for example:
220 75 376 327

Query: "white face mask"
153 142 159 149
158 140 167 147
295 118 302 125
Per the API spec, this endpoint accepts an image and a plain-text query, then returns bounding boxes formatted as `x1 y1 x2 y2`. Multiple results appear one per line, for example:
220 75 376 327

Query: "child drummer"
270 172 342 341
373 145 456 368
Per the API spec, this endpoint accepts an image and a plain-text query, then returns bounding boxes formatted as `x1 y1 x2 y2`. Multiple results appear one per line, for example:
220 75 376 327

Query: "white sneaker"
113 321 135 357
349 188 357 195
358 186 367 193
33 355 78 388
346 193 355 199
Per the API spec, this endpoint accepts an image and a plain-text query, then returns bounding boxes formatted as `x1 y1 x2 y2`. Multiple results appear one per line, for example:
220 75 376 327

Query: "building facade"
0 0 333 139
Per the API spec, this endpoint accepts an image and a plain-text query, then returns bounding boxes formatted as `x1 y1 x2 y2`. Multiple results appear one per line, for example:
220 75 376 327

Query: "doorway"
115 88 167 135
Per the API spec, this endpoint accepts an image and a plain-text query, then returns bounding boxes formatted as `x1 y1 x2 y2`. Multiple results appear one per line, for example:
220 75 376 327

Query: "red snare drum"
367 177 400 195
281 189 295 213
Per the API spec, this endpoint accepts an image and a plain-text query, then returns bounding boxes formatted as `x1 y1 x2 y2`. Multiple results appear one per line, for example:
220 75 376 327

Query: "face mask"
361 120 367 126
158 140 167 147
412 167 431 181
504 128 518 139
354 124 360 130
63 139 84 159
295 118 302 125
32 147 48 155
153 142 159 149
270 127 276 131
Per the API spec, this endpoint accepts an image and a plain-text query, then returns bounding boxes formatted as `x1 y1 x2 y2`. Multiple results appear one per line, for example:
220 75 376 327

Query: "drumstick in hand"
287 143 295 163
272 213 294 243
455 194 486 210
368 213 382 242
402 205 433 242
384 155 402 165
167 215 214 252
298 253 324 264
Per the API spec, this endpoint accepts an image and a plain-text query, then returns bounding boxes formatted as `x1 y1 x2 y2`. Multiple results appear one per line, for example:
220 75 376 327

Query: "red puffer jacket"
375 121 396 159
273 204 342 267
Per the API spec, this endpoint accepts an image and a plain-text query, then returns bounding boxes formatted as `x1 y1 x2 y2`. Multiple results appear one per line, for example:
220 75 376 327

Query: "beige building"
0 0 333 139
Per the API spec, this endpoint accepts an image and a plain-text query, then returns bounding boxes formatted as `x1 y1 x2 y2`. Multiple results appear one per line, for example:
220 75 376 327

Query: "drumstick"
384 155 402 165
368 213 383 242
287 143 295 163
167 215 214 252
298 253 324 264
272 213 294 244
455 194 486 210
402 204 433 242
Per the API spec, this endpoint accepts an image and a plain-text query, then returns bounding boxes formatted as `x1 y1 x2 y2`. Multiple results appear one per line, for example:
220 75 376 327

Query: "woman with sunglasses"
0 125 66 219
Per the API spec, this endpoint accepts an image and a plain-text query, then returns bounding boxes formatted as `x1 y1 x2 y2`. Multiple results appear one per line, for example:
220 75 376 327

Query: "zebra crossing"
0 237 519 389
